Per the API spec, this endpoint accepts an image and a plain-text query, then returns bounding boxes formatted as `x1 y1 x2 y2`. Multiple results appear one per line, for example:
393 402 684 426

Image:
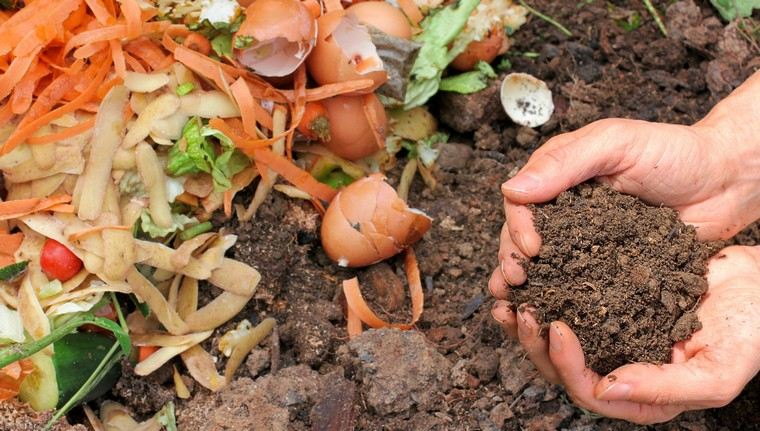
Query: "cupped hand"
490 245 760 424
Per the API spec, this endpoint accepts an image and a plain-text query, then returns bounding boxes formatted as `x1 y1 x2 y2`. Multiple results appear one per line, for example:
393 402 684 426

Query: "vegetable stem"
518 0 574 38
642 0 668 37
179 221 213 241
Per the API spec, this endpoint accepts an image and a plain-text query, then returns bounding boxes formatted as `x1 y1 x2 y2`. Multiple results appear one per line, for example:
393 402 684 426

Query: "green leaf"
139 211 198 239
166 118 215 176
0 260 28 282
53 333 122 406
211 33 233 58
176 82 195 96
234 35 254 49
404 0 481 109
179 221 214 241
439 61 496 94
320 171 355 189
710 0 760 20
157 401 178 431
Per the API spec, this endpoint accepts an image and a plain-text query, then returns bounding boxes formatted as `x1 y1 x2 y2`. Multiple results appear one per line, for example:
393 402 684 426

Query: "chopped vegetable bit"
233 35 254 50
0 260 28 283
439 61 497 94
179 221 213 241
402 132 446 168
199 0 241 25
0 303 25 344
167 118 250 191
176 82 196 96
38 280 63 300
218 319 253 357
139 211 198 239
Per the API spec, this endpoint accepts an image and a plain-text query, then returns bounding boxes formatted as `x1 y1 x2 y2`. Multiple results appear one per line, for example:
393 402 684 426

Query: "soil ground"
33 0 760 430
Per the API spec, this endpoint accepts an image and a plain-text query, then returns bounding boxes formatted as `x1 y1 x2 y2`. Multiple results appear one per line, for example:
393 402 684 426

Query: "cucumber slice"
18 351 59 411
53 332 121 407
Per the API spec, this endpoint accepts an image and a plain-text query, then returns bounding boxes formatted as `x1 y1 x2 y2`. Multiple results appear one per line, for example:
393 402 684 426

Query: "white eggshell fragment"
500 73 554 128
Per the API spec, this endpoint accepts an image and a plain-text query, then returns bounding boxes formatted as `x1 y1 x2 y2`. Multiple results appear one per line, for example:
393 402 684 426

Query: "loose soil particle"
512 183 718 375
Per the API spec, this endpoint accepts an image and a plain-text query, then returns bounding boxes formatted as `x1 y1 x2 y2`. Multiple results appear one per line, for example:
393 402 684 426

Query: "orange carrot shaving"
0 50 40 102
182 33 211 56
47 204 76 213
123 51 147 72
323 0 342 13
119 0 142 38
397 0 424 25
230 78 259 138
173 46 236 93
223 190 233 218
2 55 110 155
110 39 126 77
280 79 376 102
0 360 34 401
10 63 50 115
27 117 95 144
0 255 15 268
0 0 81 56
252 148 337 202
124 38 168 70
0 104 13 127
208 118 275 155
68 224 131 241
342 248 424 335
0 195 73 221
138 346 159 362
0 232 23 255
96 76 124 99
85 0 114 24
74 41 108 59
346 304 363 338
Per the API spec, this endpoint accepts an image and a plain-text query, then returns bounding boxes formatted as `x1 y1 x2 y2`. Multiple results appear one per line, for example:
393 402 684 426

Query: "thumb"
593 356 738 408
502 119 635 204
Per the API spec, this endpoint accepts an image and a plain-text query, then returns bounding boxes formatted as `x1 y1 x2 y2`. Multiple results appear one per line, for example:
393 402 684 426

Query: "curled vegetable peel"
321 174 431 267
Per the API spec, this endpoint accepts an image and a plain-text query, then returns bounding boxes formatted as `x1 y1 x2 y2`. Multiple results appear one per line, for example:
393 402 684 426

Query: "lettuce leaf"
139 211 197 239
404 0 481 109
710 0 760 20
439 61 496 94
166 117 250 191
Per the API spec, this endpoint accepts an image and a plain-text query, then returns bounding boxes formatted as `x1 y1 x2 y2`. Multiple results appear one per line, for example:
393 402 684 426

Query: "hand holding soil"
490 69 760 424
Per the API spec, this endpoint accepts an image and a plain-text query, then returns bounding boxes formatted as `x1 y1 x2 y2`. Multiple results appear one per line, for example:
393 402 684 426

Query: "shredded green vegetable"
176 82 195 96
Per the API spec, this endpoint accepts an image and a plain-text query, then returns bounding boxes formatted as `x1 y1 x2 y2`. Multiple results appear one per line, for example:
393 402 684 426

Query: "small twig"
642 0 668 37
518 0 574 38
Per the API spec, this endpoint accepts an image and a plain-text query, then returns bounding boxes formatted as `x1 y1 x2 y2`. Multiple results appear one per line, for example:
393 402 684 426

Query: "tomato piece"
40 239 82 282
138 346 159 362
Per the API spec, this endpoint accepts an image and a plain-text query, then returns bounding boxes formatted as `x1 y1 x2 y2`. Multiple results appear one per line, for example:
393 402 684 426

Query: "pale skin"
489 70 760 424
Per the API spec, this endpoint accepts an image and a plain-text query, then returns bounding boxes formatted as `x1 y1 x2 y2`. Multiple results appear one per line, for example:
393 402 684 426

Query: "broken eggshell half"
234 0 317 77
500 72 554 128
320 93 387 161
306 10 388 93
321 174 432 268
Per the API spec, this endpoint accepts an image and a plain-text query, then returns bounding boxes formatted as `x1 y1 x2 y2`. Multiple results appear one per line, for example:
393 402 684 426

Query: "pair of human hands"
489 115 760 423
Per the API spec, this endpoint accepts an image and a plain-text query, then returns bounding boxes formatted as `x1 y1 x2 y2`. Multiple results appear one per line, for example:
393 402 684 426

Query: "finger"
491 300 517 339
592 356 744 408
516 307 560 384
501 119 636 204
498 225 529 286
548 321 685 424
505 200 541 257
488 266 510 300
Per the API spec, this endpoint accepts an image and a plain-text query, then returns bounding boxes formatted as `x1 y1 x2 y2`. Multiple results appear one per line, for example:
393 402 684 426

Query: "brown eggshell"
450 27 507 72
320 94 387 161
235 0 317 77
306 11 388 93
237 0 315 42
321 174 432 267
347 2 413 39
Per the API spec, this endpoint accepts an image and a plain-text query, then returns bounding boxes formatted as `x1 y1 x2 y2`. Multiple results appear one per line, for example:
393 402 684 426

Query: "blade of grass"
518 0 574 37
642 0 668 37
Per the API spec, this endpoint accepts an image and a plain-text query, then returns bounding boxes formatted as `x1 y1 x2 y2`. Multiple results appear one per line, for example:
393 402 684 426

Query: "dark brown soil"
511 184 718 375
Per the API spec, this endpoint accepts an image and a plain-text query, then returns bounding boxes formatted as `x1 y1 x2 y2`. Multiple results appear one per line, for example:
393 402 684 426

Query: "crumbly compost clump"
512 183 719 375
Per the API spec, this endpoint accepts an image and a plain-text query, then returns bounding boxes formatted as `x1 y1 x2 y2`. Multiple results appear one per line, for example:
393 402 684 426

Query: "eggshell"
347 2 413 39
321 94 387 160
451 27 507 72
234 0 317 77
306 11 387 93
321 174 432 267
500 72 554 128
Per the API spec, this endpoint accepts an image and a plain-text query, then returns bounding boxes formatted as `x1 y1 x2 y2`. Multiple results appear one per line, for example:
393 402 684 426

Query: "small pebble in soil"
512 183 719 375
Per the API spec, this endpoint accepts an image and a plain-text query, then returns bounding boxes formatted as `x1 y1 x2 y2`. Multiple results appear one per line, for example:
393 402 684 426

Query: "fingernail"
499 261 508 280
513 231 529 254
549 322 563 352
517 310 533 337
502 174 541 195
596 380 632 401
491 301 512 323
